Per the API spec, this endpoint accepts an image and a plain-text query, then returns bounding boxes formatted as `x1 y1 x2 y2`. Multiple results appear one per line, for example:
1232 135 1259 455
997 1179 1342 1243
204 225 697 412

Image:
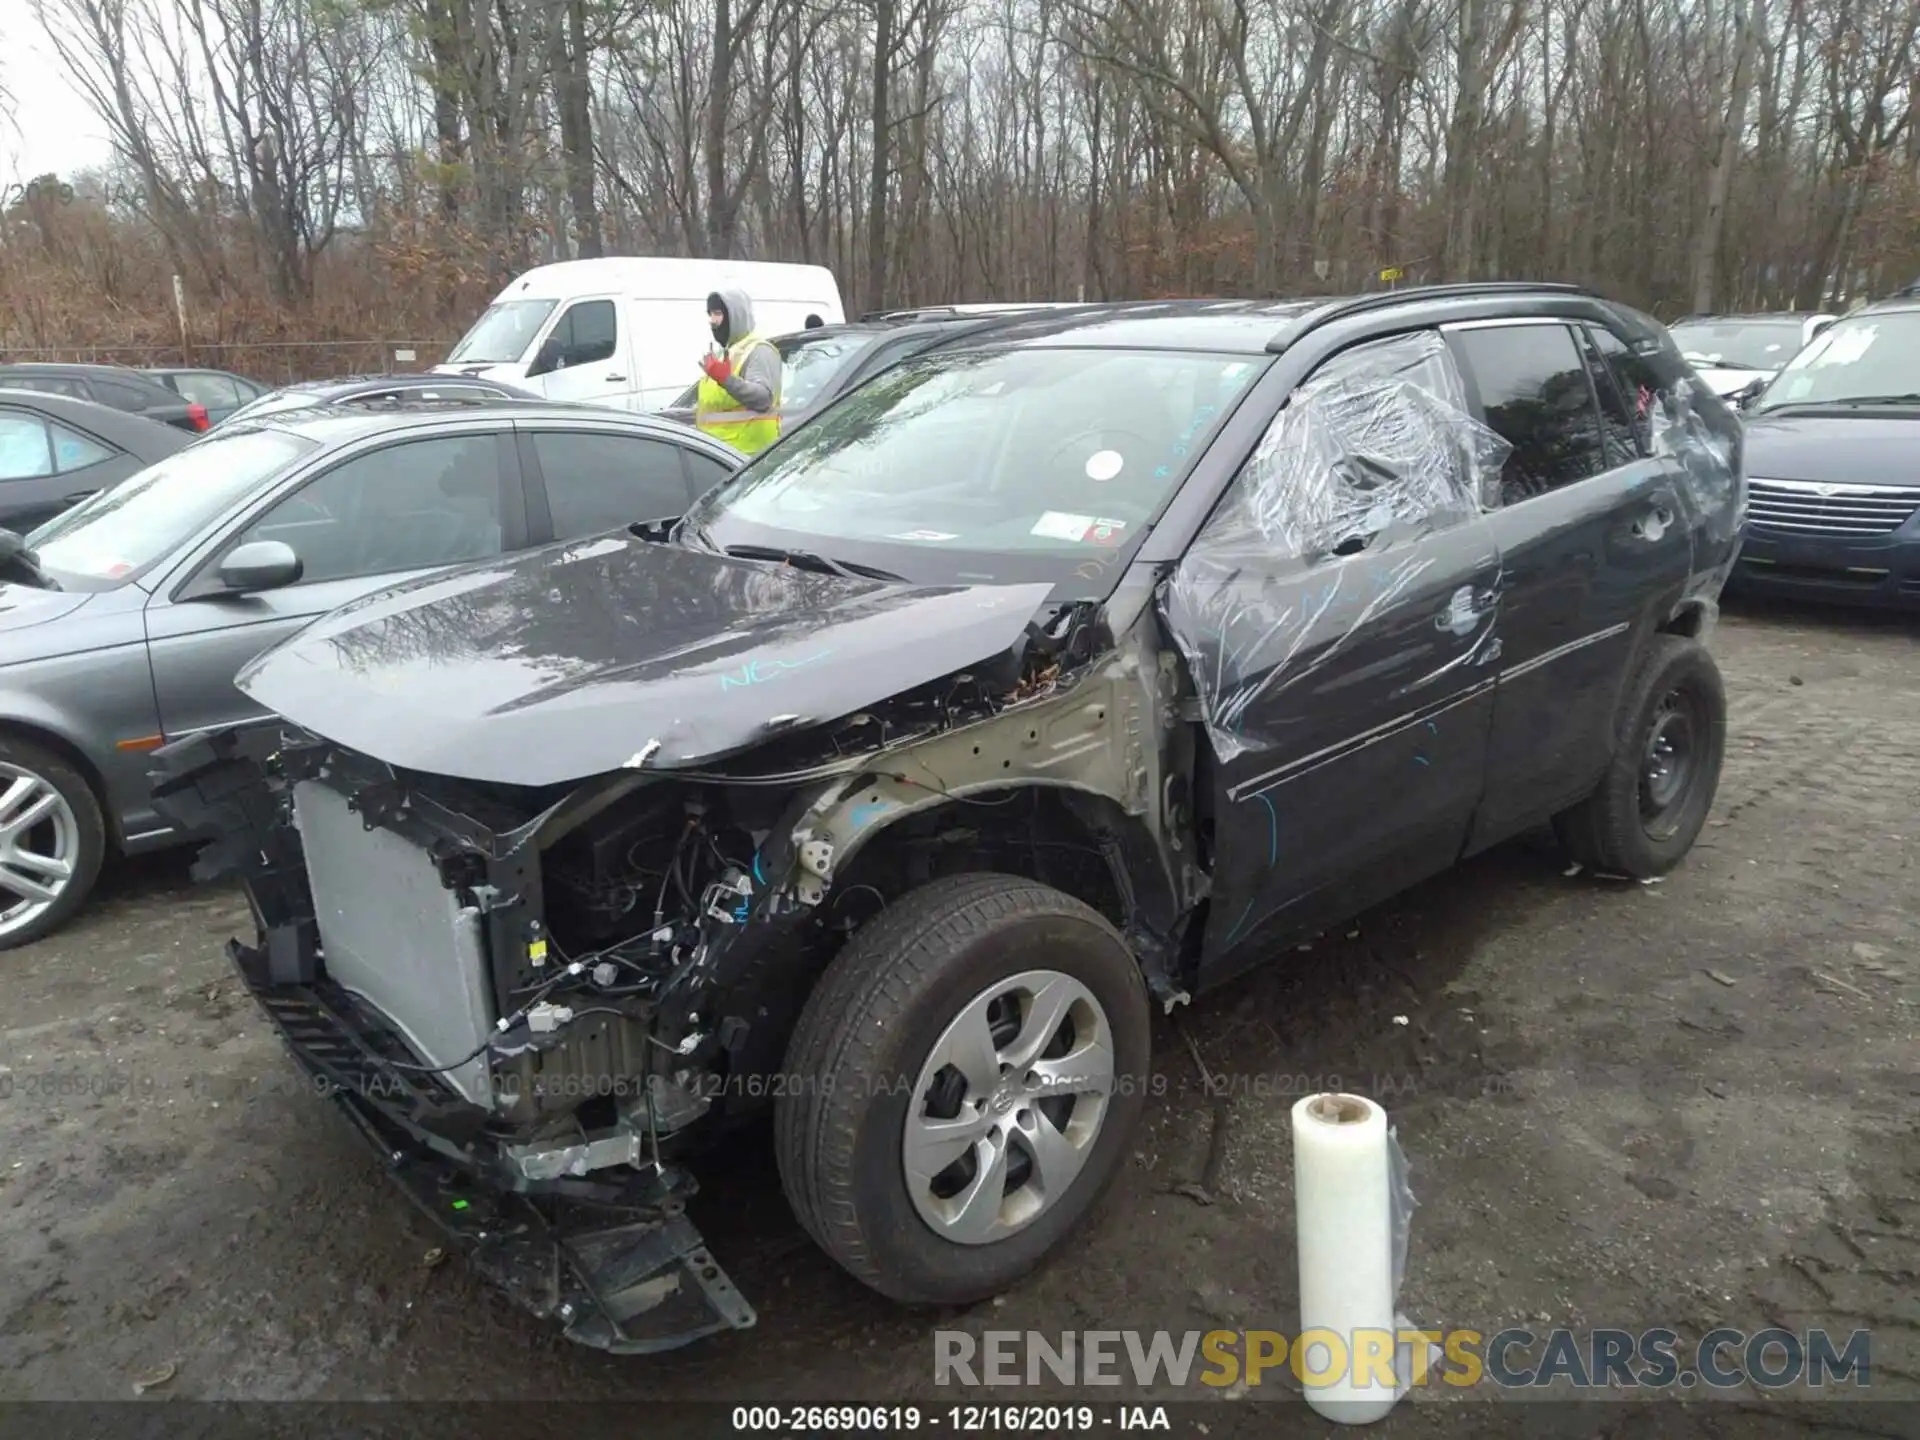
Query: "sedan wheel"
0 739 106 950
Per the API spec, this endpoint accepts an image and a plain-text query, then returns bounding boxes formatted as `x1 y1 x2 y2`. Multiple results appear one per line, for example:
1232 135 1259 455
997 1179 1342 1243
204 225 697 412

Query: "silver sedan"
0 401 738 947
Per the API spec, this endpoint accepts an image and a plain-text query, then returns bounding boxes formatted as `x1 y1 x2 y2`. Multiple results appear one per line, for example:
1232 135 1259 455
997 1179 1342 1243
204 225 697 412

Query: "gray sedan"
0 402 739 947
0 388 190 533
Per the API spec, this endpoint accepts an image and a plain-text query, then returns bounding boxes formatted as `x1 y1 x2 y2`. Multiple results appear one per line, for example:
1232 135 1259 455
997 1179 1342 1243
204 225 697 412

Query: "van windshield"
447 300 557 365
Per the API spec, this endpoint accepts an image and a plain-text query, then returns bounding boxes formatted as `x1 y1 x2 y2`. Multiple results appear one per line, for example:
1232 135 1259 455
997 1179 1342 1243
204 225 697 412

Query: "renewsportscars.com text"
934 1327 1872 1390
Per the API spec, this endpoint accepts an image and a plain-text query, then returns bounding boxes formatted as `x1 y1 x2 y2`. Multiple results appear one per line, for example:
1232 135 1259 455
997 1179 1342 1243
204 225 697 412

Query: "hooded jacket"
706 287 782 413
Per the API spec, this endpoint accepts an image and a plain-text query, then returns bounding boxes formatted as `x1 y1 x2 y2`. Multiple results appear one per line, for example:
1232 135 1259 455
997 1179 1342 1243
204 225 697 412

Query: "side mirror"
1734 377 1766 410
527 335 566 378
217 540 302 594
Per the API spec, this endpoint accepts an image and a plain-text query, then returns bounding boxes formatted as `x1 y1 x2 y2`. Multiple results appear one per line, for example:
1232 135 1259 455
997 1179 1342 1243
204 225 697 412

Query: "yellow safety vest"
696 334 782 455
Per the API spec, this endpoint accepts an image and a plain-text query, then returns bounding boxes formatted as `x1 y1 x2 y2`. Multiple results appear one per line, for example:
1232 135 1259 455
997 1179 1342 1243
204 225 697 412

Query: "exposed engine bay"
150 586 1202 1352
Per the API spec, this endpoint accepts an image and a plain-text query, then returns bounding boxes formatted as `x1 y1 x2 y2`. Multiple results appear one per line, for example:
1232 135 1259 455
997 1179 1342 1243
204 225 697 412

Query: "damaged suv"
152 286 1742 1354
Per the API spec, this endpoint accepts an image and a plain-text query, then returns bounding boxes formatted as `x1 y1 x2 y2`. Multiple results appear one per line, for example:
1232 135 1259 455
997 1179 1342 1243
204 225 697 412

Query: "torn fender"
229 531 1056 787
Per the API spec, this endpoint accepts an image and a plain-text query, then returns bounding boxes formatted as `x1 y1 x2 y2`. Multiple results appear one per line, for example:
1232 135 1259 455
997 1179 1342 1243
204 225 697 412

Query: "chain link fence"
0 340 456 387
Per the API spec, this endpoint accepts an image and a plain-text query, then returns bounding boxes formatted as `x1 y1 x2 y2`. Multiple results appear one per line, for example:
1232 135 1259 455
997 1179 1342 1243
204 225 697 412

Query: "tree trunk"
1688 0 1760 312
864 0 894 310
557 0 602 257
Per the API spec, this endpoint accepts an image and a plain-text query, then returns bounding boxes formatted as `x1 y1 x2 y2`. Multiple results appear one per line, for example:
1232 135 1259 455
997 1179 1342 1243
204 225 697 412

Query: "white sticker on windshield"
1813 325 1876 367
889 529 958 542
1031 510 1094 542
1085 449 1124 482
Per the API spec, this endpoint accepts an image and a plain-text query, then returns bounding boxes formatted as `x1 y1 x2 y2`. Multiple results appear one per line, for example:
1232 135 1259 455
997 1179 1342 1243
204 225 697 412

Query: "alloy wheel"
0 764 81 939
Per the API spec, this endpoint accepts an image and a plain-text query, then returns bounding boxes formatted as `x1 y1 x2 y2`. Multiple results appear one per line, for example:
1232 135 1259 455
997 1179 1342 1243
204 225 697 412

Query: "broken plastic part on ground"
1159 331 1511 762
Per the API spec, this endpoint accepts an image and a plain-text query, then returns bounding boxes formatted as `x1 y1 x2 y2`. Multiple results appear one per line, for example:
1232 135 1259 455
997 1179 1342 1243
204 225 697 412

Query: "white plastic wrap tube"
1292 1092 1405 1424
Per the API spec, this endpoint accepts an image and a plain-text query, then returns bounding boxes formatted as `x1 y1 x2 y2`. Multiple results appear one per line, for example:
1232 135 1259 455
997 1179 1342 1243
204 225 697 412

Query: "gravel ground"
1 601 1914 1432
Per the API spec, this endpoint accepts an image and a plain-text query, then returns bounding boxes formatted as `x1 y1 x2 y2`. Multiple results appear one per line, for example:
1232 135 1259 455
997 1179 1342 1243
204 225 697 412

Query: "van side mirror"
528 335 566 378
1734 377 1766 410
217 540 302 594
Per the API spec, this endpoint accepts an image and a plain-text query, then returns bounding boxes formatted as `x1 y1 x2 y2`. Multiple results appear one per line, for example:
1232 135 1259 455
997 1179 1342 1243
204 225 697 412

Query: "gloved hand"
701 353 733 384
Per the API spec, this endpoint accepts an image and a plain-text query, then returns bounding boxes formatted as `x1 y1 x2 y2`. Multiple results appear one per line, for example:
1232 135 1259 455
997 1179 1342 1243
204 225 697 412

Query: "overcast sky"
3 10 113 185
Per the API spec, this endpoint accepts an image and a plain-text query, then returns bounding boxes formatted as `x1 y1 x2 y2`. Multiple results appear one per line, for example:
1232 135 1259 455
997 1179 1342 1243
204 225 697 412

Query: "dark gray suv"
153 285 1742 1356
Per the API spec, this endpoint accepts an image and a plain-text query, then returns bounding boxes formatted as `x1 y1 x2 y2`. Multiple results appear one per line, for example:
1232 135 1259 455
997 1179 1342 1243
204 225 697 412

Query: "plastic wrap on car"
1161 332 1511 762
1652 373 1741 547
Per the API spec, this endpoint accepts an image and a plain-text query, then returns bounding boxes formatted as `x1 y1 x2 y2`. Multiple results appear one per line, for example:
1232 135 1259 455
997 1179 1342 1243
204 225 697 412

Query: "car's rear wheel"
776 873 1150 1304
0 736 105 950
1554 634 1726 878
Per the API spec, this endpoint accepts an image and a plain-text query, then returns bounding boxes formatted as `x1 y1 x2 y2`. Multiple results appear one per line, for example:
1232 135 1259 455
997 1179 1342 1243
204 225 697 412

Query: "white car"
1669 312 1836 400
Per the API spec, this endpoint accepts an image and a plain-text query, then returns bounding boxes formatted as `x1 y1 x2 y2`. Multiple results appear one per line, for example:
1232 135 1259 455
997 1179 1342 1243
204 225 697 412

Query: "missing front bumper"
238 937 758 1353
151 729 758 1355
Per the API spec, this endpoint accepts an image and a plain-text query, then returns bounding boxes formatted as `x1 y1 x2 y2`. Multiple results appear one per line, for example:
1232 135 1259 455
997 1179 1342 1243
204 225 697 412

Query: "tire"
1553 634 1726 878
776 873 1151 1305
0 734 106 950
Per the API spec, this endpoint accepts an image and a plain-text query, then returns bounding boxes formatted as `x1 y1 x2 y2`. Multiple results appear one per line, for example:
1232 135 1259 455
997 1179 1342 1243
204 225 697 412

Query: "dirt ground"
1 600 1915 1431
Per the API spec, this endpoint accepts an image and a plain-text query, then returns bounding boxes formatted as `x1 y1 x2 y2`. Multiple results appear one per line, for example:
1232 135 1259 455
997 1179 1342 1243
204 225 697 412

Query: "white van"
434 257 845 411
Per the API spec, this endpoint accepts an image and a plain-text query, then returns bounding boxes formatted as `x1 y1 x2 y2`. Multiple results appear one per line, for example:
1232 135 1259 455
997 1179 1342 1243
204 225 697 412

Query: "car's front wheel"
0 735 105 950
776 873 1151 1304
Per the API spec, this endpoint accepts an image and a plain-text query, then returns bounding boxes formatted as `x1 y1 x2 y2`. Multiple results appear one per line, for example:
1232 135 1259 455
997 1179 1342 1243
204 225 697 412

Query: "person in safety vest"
696 288 783 455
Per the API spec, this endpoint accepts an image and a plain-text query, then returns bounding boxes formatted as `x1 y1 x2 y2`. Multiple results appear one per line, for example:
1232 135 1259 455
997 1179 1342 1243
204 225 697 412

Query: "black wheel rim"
1639 686 1702 840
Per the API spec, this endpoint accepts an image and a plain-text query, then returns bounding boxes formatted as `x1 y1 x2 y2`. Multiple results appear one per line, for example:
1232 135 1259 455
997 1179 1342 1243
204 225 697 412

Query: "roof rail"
1264 281 1596 353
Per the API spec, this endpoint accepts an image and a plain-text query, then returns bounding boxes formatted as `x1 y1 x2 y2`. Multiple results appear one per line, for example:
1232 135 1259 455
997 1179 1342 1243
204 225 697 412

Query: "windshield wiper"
1757 393 1920 414
723 544 905 583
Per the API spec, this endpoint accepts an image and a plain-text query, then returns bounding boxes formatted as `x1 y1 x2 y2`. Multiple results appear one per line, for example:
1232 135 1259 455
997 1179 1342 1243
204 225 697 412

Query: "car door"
141 427 524 746
517 425 714 542
1162 331 1506 982
527 298 630 406
1445 319 1696 851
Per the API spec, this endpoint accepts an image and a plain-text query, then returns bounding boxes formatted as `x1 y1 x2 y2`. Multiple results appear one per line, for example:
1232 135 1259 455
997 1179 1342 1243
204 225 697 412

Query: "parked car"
222 373 539 429
1668 312 1836 400
0 404 739 948
1726 294 1920 608
149 284 1740 1355
660 307 1093 429
0 388 189 532
434 256 846 410
0 363 212 433
142 367 270 425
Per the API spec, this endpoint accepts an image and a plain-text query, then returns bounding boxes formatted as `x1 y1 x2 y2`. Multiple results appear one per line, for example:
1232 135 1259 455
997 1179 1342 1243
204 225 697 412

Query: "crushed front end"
149 730 762 1354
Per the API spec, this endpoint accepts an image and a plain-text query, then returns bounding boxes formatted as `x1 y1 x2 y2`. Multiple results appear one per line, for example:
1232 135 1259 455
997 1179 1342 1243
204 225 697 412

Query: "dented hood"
234 532 1053 787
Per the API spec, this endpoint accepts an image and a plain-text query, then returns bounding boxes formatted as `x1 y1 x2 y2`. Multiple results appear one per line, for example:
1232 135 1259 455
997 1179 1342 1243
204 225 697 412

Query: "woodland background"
0 0 1916 373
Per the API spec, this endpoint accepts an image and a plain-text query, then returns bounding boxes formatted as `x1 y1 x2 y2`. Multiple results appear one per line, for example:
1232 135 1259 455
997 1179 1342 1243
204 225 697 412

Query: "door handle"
1434 585 1497 634
605 373 627 383
1632 504 1675 541
64 489 99 504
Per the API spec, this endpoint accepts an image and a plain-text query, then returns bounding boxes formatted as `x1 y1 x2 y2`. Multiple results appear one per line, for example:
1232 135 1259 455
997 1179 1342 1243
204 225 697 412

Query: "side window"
553 300 618 367
533 431 691 537
1577 326 1643 466
0 414 54 480
93 377 165 410
683 450 733 496
1587 324 1665 452
49 423 116 472
173 373 242 408
232 434 505 585
1198 330 1505 565
6 376 87 399
1451 324 1607 505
